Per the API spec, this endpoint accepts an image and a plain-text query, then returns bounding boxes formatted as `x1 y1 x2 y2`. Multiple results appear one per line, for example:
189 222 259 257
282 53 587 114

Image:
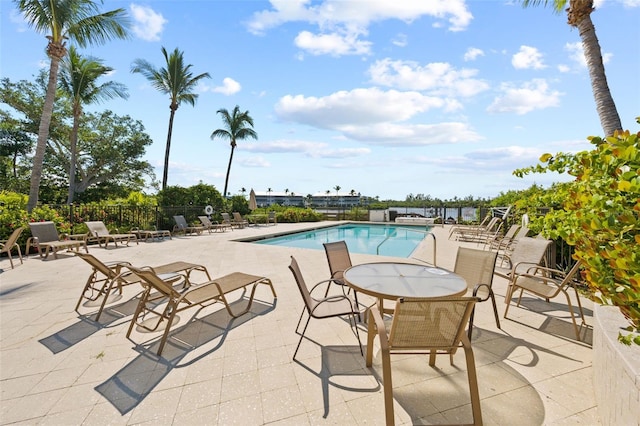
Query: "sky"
1 0 639 201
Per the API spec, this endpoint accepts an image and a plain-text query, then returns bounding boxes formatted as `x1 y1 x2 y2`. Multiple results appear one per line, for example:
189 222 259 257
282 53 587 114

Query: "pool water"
254 223 431 258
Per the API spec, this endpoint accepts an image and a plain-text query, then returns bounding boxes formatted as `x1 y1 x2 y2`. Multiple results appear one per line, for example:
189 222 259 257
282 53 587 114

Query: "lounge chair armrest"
309 278 342 295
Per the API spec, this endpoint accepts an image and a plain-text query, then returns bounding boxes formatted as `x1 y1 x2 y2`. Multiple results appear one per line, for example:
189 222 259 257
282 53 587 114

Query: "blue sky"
1 0 639 200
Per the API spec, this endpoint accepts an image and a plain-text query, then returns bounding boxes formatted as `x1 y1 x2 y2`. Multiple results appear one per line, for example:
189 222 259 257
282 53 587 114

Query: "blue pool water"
254 223 431 258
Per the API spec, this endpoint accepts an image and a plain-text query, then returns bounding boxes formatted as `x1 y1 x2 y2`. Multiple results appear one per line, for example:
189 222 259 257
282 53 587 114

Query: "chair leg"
467 306 476 340
157 302 179 356
490 290 501 329
462 337 483 426
380 347 395 426
293 315 311 360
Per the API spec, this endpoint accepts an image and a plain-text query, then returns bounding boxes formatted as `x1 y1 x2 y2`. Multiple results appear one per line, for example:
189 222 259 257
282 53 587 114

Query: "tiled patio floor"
0 223 599 425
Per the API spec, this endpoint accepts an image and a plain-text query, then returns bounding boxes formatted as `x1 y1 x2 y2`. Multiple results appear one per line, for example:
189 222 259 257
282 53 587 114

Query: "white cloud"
294 30 372 56
239 156 271 167
557 64 570 73
414 145 542 171
463 47 484 61
392 33 408 47
130 4 167 42
246 0 473 56
213 78 242 95
565 42 612 70
622 0 640 7
344 122 483 146
512 45 546 70
487 79 562 115
241 139 371 158
368 58 489 97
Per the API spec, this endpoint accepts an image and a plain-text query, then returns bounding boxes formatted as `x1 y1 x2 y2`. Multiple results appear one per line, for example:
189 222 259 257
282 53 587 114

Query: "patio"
0 223 599 425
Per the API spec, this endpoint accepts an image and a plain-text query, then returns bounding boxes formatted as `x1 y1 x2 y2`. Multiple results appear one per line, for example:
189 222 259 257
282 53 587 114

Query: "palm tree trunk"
27 58 60 211
571 2 622 136
163 107 177 190
67 111 80 204
223 143 235 198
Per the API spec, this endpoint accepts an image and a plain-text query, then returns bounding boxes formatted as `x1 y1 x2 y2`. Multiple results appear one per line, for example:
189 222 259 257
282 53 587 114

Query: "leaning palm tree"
59 46 128 203
211 105 258 198
521 0 621 135
131 47 210 190
16 0 129 211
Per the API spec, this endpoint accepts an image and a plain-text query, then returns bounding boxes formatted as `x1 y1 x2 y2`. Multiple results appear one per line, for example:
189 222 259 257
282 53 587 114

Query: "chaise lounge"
85 221 138 248
27 221 89 259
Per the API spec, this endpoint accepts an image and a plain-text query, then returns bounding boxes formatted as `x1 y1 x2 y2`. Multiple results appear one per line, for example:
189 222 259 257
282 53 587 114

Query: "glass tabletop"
343 262 467 300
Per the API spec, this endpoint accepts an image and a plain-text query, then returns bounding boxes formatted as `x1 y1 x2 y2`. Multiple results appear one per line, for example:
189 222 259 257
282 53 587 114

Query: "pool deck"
0 222 599 425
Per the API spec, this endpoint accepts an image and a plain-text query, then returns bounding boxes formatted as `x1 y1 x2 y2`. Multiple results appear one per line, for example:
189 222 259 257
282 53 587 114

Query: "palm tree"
59 46 128 204
211 105 257 198
16 0 129 211
334 185 341 196
131 47 210 190
521 0 621 135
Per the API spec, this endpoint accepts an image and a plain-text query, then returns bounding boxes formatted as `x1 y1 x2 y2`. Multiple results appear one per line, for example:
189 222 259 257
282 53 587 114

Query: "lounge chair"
172 215 205 235
232 212 249 229
198 215 231 233
366 297 482 426
220 213 235 230
127 265 276 355
85 221 138 248
0 227 24 269
130 226 172 242
26 221 88 259
505 261 586 340
267 211 277 226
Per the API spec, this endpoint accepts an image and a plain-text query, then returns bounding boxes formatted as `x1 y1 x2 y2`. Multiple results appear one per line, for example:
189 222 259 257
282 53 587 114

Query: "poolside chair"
198 215 231 233
26 221 88 259
75 252 139 321
220 212 236 229
454 247 500 339
288 256 362 360
323 241 362 320
504 261 586 341
448 214 492 239
482 223 520 251
267 211 277 226
366 297 482 426
127 265 276 355
232 212 249 229
85 221 138 248
455 217 503 243
494 237 553 300
172 215 205 235
0 227 24 269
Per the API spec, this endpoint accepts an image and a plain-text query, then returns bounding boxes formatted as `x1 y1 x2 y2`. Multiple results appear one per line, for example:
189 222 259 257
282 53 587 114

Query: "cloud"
239 156 271 167
368 58 489 97
213 78 242 95
294 30 372 56
413 145 543 172
130 4 167 42
622 0 640 7
246 0 473 56
344 122 483 146
392 33 408 47
241 139 371 158
463 47 484 61
512 45 546 70
487 79 562 115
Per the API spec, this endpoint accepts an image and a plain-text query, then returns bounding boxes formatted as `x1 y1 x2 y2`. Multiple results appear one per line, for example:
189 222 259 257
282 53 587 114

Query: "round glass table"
343 262 467 308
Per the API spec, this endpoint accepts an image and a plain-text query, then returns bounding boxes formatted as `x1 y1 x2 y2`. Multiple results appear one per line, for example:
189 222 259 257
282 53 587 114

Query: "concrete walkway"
0 223 599 425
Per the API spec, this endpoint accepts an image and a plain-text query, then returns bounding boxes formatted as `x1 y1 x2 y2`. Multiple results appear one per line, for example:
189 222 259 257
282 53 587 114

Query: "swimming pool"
253 223 431 258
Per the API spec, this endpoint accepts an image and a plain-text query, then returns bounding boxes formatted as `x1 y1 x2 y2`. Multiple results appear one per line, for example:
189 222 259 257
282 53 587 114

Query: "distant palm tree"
211 105 257 198
349 189 357 196
17 0 129 211
131 46 210 190
520 0 621 135
59 46 128 203
334 185 341 196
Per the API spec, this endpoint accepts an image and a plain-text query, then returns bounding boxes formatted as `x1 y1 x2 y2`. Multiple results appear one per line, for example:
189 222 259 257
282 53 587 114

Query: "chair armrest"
309 278 342 295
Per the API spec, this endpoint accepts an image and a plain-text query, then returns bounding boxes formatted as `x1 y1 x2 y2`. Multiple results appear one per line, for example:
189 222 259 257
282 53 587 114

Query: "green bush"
516 122 640 344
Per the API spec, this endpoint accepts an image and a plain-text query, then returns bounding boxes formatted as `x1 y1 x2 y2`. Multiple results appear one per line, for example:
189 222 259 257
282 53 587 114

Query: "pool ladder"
377 231 437 266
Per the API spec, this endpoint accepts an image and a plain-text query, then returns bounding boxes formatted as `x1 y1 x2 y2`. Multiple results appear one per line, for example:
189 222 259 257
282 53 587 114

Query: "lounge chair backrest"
233 212 245 222
128 265 181 299
173 215 188 230
85 221 110 237
1 227 24 252
198 216 212 227
76 252 119 278
221 213 232 224
288 256 315 311
323 241 352 282
387 297 477 349
454 247 498 294
28 221 60 243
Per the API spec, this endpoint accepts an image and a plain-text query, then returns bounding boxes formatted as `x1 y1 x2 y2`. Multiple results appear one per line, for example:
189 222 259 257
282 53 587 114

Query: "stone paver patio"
0 222 599 425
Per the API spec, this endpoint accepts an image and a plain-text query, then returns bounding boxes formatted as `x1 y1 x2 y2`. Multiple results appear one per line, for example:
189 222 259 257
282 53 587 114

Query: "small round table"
344 262 467 311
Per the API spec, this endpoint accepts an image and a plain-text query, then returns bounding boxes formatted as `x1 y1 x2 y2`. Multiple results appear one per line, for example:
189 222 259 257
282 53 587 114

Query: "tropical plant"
16 0 129 211
515 119 640 344
334 185 341 195
211 105 258 198
59 46 128 204
520 0 621 136
131 46 211 190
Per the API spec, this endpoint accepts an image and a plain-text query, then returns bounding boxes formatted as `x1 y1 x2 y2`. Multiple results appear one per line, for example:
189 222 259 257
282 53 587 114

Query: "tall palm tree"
16 0 129 211
211 105 258 198
334 185 341 196
59 46 128 204
521 0 621 135
131 47 210 190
